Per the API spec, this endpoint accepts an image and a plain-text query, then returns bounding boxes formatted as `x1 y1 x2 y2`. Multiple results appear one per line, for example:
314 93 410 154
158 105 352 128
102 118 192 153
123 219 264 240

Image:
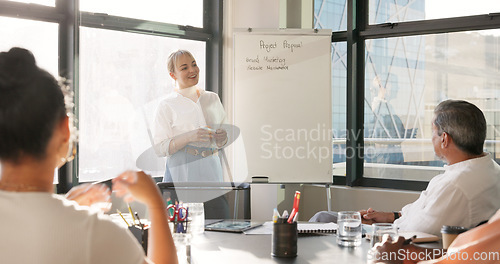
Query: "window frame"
0 0 223 193
325 0 500 191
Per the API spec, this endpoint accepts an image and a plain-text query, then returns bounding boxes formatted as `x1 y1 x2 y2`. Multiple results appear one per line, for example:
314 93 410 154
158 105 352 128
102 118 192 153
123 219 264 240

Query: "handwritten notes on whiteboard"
233 30 333 183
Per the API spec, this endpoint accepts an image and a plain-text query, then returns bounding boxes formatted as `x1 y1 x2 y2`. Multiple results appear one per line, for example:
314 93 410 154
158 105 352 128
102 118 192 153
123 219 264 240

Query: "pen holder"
129 225 149 253
272 222 298 258
170 219 190 234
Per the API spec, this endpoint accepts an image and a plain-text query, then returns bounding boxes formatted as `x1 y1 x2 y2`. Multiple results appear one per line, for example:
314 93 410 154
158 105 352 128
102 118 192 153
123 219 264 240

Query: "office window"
80 0 203 27
331 42 347 176
5 0 54 7
369 0 500 24
0 16 58 182
314 0 347 32
364 29 500 181
0 16 58 77
78 27 206 182
315 0 500 189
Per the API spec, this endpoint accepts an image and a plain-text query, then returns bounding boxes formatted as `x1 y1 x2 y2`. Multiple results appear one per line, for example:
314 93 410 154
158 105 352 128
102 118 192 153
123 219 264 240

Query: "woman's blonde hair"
167 50 195 73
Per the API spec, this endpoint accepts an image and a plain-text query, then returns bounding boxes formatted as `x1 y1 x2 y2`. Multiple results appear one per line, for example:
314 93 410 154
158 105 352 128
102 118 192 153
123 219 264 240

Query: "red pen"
287 191 301 223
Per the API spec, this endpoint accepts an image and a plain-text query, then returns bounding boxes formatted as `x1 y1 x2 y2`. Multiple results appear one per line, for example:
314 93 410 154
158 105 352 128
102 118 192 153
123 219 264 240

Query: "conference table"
188 230 372 264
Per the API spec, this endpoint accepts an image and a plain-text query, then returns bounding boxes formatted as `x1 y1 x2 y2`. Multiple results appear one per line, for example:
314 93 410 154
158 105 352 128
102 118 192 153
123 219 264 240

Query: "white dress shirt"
394 153 500 236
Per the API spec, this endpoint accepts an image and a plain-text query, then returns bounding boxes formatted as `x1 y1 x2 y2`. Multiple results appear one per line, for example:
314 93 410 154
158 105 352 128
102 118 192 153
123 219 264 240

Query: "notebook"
399 231 440 243
298 222 337 234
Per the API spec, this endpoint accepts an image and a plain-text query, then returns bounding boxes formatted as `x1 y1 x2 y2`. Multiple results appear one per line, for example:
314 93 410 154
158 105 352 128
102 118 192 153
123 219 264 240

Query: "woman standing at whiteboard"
153 50 228 184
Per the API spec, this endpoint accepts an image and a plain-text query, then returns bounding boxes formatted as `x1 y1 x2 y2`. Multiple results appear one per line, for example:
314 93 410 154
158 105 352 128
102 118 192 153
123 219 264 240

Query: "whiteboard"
233 29 332 183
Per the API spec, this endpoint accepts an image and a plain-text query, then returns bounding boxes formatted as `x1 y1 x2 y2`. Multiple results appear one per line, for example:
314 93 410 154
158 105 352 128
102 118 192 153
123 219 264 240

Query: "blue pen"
177 202 186 233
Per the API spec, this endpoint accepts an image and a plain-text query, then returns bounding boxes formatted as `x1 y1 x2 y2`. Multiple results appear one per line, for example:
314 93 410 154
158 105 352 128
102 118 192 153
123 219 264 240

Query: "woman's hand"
188 128 214 143
65 183 111 210
112 171 164 209
369 235 431 264
215 128 228 147
369 235 405 264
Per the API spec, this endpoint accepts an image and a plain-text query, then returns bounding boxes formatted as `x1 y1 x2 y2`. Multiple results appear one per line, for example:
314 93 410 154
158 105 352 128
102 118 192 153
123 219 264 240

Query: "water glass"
371 223 398 247
337 211 362 247
185 203 205 235
173 233 191 264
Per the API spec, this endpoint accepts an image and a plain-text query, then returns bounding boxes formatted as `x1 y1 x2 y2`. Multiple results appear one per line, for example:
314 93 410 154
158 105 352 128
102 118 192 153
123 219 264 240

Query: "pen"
202 127 216 133
292 212 299 223
94 178 113 189
135 212 144 230
287 191 301 223
282 210 289 219
117 209 130 227
127 203 136 224
403 235 417 245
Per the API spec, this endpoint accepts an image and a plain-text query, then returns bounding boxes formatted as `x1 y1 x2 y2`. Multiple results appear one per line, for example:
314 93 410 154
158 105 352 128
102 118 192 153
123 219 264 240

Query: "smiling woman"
153 50 228 183
153 50 229 218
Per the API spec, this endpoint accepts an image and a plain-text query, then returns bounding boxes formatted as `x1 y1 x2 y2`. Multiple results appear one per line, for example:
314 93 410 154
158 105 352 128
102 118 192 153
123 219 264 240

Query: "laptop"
205 220 263 233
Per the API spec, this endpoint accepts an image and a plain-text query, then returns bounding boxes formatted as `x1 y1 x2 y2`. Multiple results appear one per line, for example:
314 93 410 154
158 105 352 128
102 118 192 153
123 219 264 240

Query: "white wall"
223 0 280 117
224 0 281 221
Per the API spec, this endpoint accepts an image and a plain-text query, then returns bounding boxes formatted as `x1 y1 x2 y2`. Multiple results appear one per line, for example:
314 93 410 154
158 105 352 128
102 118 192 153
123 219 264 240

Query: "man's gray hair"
433 100 486 155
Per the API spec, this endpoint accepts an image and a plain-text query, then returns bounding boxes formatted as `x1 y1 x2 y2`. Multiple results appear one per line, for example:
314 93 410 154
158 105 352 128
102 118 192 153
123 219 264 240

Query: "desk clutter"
166 199 190 234
167 201 205 264
109 204 150 253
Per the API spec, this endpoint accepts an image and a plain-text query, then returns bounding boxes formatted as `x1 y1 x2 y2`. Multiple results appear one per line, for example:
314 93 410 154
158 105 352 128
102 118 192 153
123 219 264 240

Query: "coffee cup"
441 225 467 249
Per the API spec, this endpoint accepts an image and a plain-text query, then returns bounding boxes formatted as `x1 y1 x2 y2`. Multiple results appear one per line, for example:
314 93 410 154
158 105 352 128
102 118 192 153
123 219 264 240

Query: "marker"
292 212 299 223
292 191 301 211
273 208 280 223
287 191 301 223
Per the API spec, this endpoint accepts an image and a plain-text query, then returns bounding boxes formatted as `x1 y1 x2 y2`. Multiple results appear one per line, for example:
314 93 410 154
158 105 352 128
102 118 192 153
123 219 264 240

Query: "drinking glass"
371 223 398 247
185 203 205 236
173 233 191 264
337 211 362 247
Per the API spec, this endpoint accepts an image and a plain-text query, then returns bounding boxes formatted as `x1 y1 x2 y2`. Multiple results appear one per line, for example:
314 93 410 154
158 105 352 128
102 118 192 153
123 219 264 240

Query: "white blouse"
153 88 226 157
